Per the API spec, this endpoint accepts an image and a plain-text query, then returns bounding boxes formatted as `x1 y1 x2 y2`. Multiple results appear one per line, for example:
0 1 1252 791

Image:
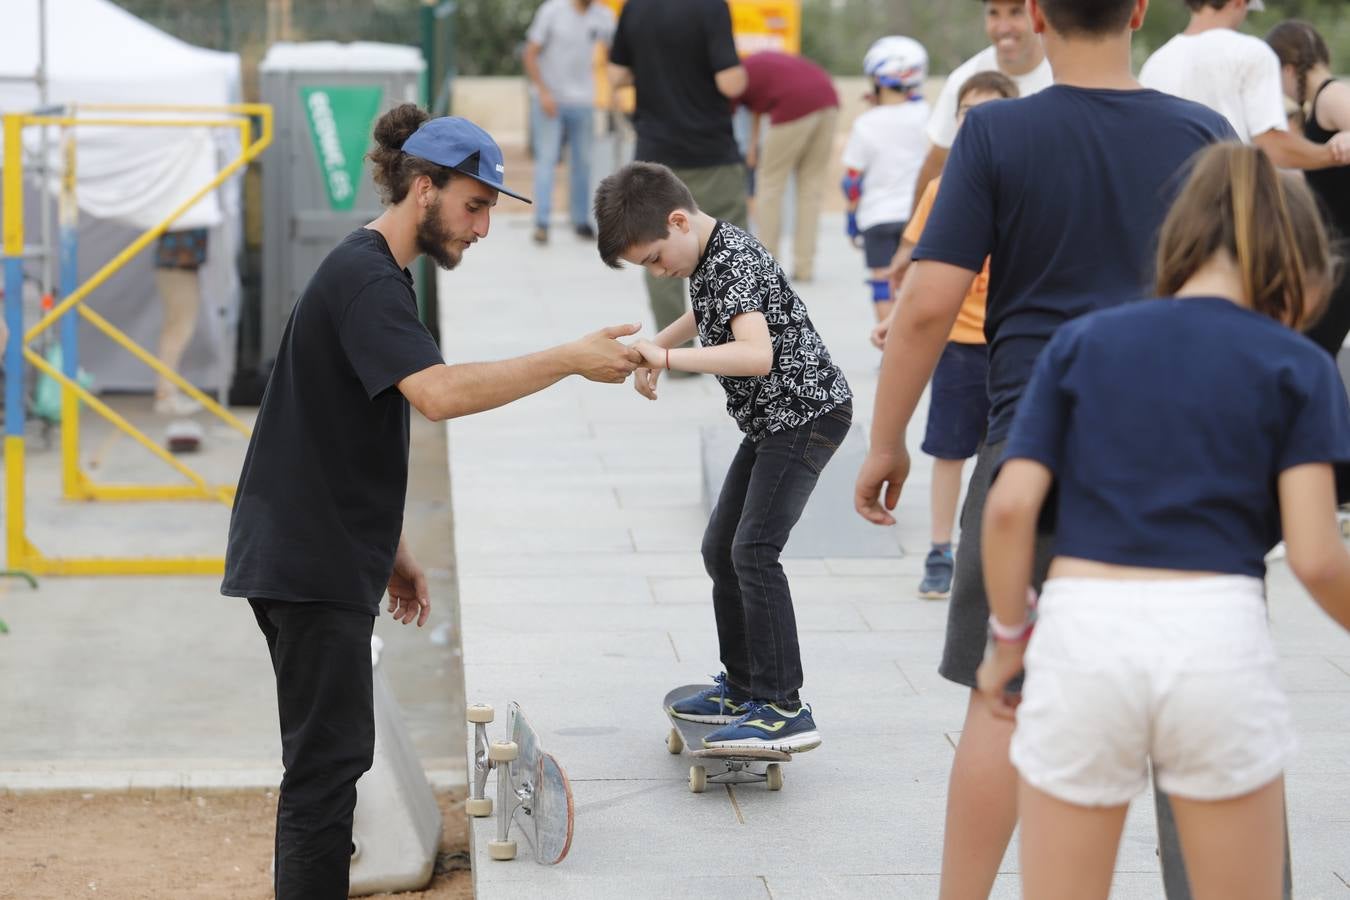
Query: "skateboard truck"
467 703 522 859
467 703 495 818
668 726 786 792
663 685 796 794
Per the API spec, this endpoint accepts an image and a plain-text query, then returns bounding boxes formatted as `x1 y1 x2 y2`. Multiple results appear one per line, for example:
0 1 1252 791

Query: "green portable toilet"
259 41 425 366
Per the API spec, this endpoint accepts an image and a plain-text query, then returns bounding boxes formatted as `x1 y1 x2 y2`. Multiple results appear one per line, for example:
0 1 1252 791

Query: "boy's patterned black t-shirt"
689 221 851 440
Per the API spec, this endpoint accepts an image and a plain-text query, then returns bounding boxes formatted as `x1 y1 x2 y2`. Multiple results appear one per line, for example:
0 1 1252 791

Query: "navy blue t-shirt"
912 86 1236 445
1003 297 1350 577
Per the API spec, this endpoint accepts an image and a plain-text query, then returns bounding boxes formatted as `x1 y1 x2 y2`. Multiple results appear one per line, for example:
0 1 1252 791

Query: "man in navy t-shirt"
852 1 1235 897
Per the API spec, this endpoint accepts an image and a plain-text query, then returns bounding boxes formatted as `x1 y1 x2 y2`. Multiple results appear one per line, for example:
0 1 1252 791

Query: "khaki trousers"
754 107 838 281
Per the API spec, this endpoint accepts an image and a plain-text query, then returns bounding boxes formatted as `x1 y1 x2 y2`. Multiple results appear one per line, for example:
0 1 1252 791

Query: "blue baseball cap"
401 117 532 204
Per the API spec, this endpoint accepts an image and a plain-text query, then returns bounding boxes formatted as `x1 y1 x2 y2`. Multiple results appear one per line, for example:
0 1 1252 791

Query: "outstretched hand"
573 323 644 383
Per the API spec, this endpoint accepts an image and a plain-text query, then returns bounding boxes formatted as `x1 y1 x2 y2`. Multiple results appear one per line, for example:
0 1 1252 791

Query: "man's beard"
416 195 462 271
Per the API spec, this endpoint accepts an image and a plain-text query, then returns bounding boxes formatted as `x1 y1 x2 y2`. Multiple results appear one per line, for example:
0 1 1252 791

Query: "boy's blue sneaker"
667 673 751 725
918 546 954 599
702 701 822 753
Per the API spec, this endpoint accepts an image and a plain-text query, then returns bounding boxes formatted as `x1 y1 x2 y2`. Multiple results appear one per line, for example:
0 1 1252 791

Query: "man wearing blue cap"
223 104 642 898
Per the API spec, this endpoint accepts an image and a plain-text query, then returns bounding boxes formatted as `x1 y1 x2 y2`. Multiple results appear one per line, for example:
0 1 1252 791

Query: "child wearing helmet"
841 35 931 326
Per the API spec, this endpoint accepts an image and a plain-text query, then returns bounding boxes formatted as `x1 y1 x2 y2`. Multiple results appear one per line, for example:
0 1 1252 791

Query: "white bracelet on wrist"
989 587 1040 644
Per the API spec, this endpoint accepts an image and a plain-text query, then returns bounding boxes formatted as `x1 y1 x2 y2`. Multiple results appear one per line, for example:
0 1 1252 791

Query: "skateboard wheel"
466 797 493 817
766 763 783 792
488 839 517 861
488 740 519 763
689 765 707 794
666 727 684 755
467 703 495 724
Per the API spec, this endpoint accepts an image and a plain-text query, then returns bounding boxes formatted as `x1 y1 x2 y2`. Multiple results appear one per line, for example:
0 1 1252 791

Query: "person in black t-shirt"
595 161 852 753
852 2 1236 898
607 0 750 337
1267 21 1350 357
222 104 641 900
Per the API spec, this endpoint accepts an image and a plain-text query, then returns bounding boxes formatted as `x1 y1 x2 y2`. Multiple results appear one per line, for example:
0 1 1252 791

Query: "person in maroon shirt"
738 51 840 282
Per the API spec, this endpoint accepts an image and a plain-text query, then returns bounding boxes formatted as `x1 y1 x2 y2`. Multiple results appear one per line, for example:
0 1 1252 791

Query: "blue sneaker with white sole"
668 673 751 724
702 701 822 752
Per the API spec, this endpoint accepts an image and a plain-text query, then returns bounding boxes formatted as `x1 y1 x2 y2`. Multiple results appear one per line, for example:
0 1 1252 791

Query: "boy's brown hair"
594 162 698 269
1156 143 1334 330
956 71 1020 108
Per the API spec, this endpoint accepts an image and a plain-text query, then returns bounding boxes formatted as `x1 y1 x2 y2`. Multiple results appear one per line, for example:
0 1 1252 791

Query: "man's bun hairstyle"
368 103 456 205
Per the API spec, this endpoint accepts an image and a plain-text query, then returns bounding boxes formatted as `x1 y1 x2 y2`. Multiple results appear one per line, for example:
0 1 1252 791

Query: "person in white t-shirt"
841 36 931 326
1140 0 1349 170
911 0 1053 206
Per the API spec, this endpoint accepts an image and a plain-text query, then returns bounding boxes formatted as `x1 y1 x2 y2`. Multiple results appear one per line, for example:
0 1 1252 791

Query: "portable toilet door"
259 42 425 367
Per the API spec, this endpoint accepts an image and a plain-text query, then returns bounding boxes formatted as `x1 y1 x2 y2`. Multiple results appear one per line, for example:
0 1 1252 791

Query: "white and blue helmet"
863 35 928 92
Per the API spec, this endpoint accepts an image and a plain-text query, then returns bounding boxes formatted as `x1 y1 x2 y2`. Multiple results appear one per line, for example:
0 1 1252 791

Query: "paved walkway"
0 404 466 793
447 213 1350 899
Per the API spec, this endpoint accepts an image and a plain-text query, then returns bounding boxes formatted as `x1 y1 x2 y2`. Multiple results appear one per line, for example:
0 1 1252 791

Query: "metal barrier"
4 103 272 575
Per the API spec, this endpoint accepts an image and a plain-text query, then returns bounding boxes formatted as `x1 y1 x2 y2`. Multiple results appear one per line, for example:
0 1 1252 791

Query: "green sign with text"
301 86 384 211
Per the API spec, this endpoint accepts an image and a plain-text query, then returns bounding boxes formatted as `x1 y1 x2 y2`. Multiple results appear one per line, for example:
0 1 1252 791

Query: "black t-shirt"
912 86 1236 445
609 0 742 168
690 222 851 439
1306 80 1350 238
222 228 445 613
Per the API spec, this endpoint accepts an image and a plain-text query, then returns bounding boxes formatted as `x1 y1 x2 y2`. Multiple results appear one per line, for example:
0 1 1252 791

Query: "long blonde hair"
1156 143 1333 330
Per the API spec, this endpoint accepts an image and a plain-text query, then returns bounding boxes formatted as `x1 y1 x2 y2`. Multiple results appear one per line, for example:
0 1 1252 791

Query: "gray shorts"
939 439 1056 689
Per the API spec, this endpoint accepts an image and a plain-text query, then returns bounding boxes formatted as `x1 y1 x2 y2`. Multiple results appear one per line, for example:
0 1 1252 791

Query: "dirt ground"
0 789 473 899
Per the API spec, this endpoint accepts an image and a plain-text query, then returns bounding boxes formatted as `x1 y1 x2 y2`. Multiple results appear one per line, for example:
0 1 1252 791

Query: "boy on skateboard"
595 161 853 752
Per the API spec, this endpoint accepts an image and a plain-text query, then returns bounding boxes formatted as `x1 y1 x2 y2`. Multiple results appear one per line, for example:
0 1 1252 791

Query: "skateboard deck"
466 700 574 864
508 702 574 865
663 684 791 793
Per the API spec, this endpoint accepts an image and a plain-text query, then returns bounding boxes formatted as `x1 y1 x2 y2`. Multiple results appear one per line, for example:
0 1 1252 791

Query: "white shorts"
1010 576 1296 807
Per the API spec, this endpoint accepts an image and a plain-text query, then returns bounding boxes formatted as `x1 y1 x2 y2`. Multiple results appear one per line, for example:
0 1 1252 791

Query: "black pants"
701 403 851 702
250 598 376 900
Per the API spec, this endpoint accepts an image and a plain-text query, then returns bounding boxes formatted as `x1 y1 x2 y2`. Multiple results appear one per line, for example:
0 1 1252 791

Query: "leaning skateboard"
663 684 793 793
466 701 574 864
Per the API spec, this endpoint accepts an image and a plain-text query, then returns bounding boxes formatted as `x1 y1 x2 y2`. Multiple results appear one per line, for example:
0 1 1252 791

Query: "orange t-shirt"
903 177 988 345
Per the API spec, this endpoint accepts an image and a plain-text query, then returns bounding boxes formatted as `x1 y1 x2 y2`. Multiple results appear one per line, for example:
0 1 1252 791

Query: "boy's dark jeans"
250 598 376 900
702 402 852 703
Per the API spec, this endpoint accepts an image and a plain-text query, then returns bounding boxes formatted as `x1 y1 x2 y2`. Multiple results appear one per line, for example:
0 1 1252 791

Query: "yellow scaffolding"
4 103 272 575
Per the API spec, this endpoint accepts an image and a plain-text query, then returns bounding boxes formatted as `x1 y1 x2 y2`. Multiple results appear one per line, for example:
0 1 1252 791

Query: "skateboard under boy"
466 700 574 864
663 684 792 793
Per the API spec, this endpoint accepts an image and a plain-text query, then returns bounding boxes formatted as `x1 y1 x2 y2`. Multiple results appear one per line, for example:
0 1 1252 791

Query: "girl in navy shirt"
977 143 1350 900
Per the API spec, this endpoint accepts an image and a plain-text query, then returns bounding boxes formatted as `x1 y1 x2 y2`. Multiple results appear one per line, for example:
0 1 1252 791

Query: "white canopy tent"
0 0 246 394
